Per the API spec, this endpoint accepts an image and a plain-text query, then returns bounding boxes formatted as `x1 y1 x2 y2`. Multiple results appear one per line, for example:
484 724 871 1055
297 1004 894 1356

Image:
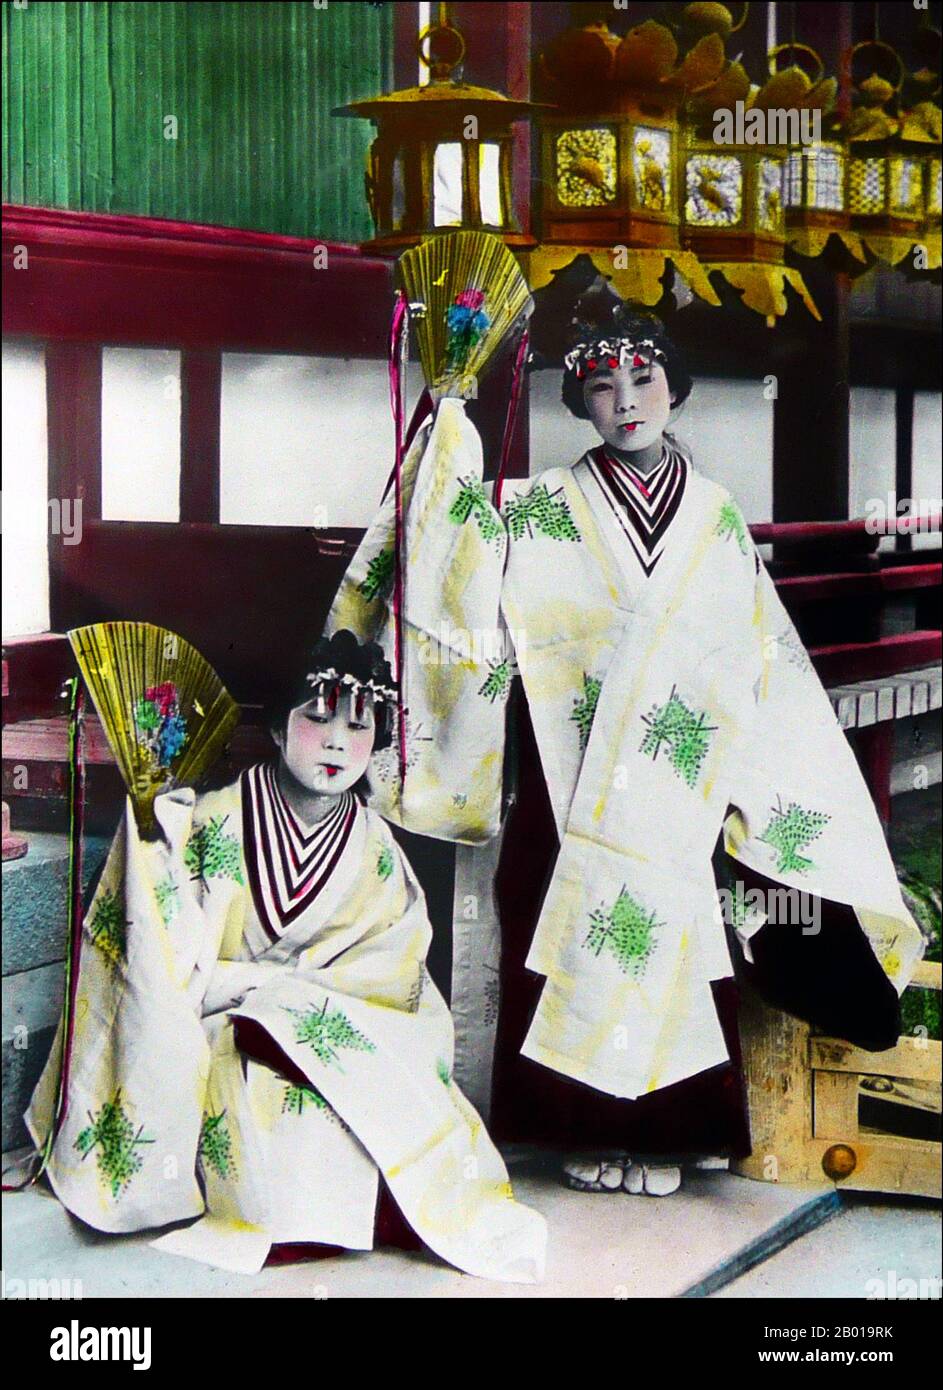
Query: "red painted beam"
751 516 942 546
2 204 394 355
775 564 942 604
809 631 942 685
880 563 943 592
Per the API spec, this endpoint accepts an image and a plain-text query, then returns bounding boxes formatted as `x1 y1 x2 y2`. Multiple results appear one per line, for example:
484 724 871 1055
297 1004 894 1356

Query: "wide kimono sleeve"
25 788 229 1234
722 542 925 1016
328 397 510 844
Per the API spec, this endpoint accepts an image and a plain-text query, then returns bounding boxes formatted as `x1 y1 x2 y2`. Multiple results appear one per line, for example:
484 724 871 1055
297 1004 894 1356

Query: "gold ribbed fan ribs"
397 230 532 395
68 622 241 833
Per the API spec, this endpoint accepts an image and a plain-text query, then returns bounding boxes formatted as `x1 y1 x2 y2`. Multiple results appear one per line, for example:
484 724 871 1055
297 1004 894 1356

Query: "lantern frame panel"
681 140 787 265
538 110 683 251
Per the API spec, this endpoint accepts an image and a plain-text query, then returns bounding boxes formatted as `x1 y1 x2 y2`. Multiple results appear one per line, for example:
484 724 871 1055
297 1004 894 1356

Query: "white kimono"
329 399 925 1103
26 764 546 1282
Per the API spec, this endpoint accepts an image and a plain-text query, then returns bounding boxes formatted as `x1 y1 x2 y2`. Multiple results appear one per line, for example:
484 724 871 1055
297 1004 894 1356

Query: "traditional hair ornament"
564 336 667 378
304 667 399 707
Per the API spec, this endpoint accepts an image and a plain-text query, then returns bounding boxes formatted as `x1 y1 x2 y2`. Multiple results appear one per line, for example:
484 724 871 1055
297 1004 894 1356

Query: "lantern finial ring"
849 39 905 94
418 18 466 84
768 41 825 87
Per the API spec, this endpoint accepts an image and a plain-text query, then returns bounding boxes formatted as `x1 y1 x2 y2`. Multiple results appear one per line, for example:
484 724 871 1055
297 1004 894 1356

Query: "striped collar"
241 762 358 941
586 441 688 576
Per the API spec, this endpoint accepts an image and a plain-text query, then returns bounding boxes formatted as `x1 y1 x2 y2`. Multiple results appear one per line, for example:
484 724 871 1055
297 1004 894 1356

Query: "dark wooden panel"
50 520 362 707
180 350 222 523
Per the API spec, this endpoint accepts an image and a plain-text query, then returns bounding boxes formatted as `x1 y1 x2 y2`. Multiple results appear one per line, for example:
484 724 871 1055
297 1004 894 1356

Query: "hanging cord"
2 677 86 1191
388 290 411 792
380 388 433 506
492 327 530 515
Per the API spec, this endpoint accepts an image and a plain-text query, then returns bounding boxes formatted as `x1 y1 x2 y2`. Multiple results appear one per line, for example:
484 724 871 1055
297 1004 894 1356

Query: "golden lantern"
528 15 723 308
334 13 539 254
843 41 928 269
769 42 867 271
899 60 942 274
681 51 821 323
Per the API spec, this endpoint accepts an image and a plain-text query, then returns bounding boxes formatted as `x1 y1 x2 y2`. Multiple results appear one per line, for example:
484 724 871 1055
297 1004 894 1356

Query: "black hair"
561 300 692 421
266 628 394 755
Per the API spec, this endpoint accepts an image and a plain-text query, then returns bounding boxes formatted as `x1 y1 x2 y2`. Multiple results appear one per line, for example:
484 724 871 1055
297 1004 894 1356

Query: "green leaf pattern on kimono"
282 1083 349 1129
154 873 180 926
571 673 602 751
358 548 395 603
436 1057 452 1087
448 476 504 544
584 887 662 980
759 798 831 874
377 845 394 880
88 888 129 967
198 1110 237 1180
478 658 512 703
74 1090 153 1199
285 999 376 1068
184 815 245 890
715 499 748 554
639 687 716 788
504 484 581 543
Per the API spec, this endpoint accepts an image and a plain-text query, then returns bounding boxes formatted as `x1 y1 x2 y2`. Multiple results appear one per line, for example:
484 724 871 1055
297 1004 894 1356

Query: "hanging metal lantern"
529 15 723 308
334 13 539 254
681 57 820 323
767 42 868 271
899 54 942 274
844 41 927 269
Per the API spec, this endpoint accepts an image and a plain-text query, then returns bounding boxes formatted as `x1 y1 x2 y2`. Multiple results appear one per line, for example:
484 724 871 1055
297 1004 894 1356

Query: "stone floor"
3 1151 940 1299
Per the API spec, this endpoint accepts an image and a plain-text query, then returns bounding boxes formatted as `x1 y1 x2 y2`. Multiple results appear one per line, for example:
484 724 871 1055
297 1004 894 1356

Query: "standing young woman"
331 296 924 1198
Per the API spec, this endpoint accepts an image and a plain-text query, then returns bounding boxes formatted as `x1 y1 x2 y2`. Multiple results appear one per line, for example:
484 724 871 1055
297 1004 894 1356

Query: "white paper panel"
220 354 408 528
911 391 943 552
1 342 49 636
101 348 181 522
850 386 897 552
433 142 463 227
479 143 502 226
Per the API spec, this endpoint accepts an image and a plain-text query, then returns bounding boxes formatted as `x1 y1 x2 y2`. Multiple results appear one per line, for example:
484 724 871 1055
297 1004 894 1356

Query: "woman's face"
582 356 673 456
276 691 375 795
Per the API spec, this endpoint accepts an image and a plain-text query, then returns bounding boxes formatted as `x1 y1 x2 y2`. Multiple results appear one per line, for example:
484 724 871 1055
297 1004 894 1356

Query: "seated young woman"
26 630 546 1283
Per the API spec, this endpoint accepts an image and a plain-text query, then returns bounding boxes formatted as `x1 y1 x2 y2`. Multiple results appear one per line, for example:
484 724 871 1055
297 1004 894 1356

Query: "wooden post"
45 342 102 629
179 350 222 524
731 975 818 1185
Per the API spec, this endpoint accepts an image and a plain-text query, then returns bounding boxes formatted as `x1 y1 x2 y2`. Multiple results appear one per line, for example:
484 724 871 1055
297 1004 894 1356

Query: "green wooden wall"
2 0 393 241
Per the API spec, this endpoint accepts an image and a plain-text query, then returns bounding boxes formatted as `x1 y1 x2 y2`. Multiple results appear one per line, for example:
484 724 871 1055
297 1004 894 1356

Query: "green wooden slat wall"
2 0 393 242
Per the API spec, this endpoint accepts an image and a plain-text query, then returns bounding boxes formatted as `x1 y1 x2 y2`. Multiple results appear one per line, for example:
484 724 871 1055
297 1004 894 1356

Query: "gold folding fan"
69 622 241 833
396 230 532 397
